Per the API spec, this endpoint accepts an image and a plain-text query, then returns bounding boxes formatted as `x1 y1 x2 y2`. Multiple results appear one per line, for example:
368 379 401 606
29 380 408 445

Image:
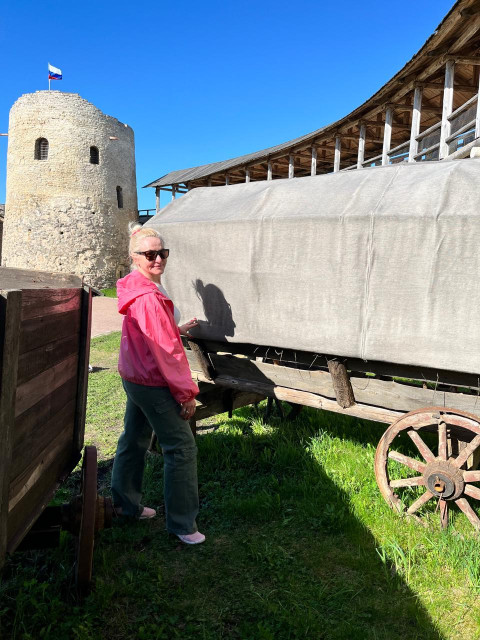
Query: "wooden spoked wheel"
375 408 480 531
75 446 97 597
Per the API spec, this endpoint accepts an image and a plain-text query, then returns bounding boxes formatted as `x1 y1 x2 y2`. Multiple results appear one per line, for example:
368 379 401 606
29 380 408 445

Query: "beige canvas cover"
146 159 480 375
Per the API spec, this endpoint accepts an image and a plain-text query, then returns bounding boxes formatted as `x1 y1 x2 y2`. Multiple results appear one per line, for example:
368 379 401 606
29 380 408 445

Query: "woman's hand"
180 398 197 420
179 318 199 338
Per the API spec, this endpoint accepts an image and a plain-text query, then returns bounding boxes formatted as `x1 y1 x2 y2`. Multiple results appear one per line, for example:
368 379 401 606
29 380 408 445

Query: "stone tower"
2 91 137 287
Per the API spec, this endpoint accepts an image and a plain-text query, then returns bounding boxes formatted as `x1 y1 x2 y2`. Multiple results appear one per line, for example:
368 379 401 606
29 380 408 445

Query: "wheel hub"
423 461 464 500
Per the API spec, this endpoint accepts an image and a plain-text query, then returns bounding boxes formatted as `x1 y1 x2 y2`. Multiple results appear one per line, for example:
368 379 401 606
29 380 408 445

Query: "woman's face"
132 236 167 282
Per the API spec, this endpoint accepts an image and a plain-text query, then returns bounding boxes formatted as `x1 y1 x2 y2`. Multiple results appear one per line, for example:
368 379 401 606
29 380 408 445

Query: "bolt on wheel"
375 407 480 530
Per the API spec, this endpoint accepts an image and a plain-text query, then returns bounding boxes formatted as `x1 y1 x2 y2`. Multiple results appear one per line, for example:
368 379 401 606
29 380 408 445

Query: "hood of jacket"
117 270 164 315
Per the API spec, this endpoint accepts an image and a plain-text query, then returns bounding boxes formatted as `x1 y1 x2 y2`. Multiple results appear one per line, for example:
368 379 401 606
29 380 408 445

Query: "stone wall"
2 91 138 287
0 204 4 263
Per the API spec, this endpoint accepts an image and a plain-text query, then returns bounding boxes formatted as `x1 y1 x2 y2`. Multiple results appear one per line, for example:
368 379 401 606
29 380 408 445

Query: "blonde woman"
111 224 205 544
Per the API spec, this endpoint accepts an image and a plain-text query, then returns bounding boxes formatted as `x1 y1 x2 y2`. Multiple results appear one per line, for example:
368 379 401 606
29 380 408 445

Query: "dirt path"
91 296 122 338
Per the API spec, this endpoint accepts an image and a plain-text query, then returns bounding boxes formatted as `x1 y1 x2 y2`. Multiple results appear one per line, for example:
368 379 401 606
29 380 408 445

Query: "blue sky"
0 0 454 210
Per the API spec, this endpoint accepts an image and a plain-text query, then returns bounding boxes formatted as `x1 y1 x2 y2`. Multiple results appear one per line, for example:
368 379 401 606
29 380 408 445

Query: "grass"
100 288 117 298
2 332 480 639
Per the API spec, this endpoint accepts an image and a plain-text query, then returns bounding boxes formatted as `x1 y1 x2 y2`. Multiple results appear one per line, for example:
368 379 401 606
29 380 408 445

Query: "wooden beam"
334 136 341 172
225 175 230 186
382 106 393 166
357 123 366 168
155 187 160 214
267 161 272 180
440 60 455 158
409 86 423 162
245 168 250 183
288 154 294 179
446 56 480 66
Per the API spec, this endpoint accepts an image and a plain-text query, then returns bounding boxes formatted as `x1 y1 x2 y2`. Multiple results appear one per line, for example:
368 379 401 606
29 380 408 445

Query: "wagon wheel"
75 446 97 597
375 407 480 531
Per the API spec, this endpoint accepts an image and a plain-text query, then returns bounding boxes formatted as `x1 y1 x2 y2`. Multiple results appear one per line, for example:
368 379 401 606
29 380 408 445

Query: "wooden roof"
145 0 480 190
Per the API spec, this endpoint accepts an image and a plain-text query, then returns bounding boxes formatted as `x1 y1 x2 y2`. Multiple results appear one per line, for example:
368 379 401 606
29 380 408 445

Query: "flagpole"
48 76 51 91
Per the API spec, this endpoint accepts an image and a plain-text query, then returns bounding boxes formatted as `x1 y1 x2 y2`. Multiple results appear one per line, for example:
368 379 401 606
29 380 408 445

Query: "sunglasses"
135 249 170 261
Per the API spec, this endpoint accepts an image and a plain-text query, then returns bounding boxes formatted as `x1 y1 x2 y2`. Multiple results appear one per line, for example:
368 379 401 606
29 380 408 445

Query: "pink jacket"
117 270 199 404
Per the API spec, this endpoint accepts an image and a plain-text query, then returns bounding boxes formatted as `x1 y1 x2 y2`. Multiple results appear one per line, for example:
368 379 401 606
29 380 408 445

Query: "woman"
111 223 205 544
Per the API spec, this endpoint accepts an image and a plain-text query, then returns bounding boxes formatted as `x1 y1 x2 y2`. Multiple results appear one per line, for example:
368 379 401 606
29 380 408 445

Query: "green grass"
100 288 117 298
2 332 480 639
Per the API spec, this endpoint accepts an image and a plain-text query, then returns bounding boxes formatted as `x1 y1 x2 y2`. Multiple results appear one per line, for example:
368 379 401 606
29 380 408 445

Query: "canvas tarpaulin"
146 159 480 375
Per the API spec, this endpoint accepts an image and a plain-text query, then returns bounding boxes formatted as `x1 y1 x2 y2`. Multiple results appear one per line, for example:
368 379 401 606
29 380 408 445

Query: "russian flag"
48 63 62 80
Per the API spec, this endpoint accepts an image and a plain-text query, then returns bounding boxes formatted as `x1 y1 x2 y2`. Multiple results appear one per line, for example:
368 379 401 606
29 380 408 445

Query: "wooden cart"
0 267 112 596
184 336 480 531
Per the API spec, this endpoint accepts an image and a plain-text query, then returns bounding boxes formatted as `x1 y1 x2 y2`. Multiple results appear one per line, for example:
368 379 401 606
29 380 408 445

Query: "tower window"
90 146 99 164
35 138 49 160
116 186 123 209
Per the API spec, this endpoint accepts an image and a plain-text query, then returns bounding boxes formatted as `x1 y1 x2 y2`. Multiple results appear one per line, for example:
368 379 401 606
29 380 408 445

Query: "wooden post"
171 186 176 201
440 60 455 159
382 107 393 166
475 71 480 139
187 340 215 381
155 187 160 214
408 86 423 162
225 175 230 186
207 178 212 187
357 123 366 168
327 359 355 409
0 290 22 566
334 136 341 172
73 286 93 455
288 154 294 179
267 161 272 180
311 146 317 176
245 168 250 183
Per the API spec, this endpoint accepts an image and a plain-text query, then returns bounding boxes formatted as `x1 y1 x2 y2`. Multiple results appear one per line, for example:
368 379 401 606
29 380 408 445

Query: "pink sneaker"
114 506 156 519
177 531 206 545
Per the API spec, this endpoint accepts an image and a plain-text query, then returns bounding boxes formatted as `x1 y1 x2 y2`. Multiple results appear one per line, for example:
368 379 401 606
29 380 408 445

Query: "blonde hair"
128 222 164 256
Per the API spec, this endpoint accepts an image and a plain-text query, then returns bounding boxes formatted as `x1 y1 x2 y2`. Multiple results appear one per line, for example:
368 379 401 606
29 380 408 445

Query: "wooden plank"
408 86 423 162
11 398 76 480
19 309 80 354
189 350 480 415
191 339 480 390
7 433 74 553
17 334 79 386
0 290 22 568
73 287 92 455
382 107 393 165
0 267 81 290
20 288 81 321
213 374 401 425
15 354 78 418
440 60 455 158
9 405 75 504
13 379 77 465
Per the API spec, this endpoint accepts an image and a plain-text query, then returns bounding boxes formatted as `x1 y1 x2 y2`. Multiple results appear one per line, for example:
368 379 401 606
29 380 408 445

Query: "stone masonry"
2 91 138 287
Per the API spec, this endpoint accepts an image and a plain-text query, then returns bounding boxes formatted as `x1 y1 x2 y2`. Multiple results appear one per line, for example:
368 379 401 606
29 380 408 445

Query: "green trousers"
111 379 199 535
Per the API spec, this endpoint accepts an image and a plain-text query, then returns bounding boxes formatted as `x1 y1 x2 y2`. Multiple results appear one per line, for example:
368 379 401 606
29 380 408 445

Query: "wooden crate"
0 267 92 566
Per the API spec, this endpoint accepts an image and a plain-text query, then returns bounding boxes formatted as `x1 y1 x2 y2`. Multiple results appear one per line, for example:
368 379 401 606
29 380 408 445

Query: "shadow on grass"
1 405 446 640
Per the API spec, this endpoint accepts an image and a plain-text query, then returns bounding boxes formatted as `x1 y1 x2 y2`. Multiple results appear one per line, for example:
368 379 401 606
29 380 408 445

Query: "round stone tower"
2 91 137 287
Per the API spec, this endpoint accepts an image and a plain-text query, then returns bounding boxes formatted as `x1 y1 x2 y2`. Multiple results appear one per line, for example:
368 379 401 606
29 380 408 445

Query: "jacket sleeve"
131 293 199 404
